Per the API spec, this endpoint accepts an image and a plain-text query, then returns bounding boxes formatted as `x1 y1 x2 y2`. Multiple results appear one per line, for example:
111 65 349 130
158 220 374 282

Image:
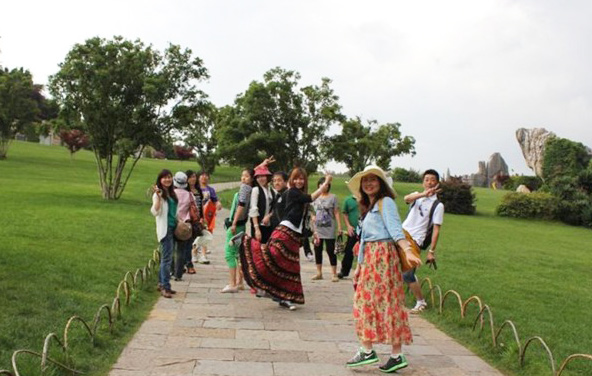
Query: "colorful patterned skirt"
353 240 412 345
240 225 305 304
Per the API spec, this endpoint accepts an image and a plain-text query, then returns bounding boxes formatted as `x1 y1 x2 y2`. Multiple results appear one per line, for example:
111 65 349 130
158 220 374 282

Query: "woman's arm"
150 192 161 216
333 196 342 234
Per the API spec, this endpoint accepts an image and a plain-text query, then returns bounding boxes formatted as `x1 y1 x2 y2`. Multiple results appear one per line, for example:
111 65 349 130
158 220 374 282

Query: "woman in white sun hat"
345 165 421 373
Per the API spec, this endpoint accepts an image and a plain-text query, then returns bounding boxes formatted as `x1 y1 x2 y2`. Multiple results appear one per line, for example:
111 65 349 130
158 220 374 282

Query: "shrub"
174 145 194 160
496 192 557 220
542 137 591 181
503 175 543 191
392 167 422 183
59 129 89 157
439 178 476 215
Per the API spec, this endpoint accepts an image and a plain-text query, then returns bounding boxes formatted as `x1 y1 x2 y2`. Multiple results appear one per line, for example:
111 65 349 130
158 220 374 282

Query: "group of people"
150 160 444 373
150 169 221 298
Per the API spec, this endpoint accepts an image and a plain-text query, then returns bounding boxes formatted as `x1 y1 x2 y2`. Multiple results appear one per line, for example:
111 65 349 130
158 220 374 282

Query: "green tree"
181 102 219 174
542 137 591 182
0 67 39 158
49 36 209 199
216 67 343 173
328 116 415 176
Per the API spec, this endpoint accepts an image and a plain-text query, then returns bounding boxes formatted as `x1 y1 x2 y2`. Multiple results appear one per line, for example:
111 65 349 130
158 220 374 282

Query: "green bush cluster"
497 136 592 227
496 192 557 219
502 175 543 191
392 167 422 183
439 178 476 215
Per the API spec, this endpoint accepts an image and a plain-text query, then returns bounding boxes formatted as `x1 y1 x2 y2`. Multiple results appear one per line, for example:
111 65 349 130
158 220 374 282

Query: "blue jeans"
403 268 417 283
159 227 174 290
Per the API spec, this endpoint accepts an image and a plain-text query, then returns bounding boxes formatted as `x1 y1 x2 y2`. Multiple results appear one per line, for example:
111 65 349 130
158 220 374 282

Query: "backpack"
411 199 440 250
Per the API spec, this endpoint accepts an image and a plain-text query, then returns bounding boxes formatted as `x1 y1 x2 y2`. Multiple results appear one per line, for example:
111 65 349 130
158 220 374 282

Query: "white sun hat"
346 165 396 199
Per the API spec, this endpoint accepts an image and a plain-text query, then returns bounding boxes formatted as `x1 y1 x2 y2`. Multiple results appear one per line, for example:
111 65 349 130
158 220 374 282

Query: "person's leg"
403 268 427 313
325 239 338 281
173 240 186 280
346 340 379 367
378 343 408 372
185 236 195 273
302 236 313 260
313 239 324 279
159 229 174 296
222 228 239 292
339 235 356 278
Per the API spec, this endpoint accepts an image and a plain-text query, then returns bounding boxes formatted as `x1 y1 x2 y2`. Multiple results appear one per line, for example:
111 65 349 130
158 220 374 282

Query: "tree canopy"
0 67 39 158
49 36 209 199
216 67 343 173
328 116 415 176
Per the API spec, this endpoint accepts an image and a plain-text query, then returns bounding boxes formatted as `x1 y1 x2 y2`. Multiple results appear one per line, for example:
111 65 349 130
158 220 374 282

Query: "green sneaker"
346 348 379 367
379 354 408 373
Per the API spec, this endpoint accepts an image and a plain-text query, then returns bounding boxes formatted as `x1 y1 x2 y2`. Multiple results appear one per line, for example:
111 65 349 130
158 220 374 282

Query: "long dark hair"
358 174 394 218
156 169 177 202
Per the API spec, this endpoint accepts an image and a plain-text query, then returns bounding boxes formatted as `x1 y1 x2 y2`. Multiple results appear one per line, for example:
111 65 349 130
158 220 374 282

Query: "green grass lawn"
0 141 240 375
218 177 592 376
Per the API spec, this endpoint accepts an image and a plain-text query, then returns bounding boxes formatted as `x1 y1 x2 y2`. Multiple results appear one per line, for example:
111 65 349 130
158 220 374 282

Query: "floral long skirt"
240 225 305 304
353 240 412 345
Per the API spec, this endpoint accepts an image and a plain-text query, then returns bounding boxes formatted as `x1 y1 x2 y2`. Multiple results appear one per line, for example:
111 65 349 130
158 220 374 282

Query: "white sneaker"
305 254 314 262
221 285 238 293
410 301 427 314
191 255 198 263
198 254 210 264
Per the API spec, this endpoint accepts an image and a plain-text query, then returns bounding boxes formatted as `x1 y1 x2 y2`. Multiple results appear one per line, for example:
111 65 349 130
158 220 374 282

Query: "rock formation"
516 128 555 178
468 153 509 187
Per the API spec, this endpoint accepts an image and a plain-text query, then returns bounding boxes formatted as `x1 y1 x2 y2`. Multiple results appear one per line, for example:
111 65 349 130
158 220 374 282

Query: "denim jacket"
358 197 405 264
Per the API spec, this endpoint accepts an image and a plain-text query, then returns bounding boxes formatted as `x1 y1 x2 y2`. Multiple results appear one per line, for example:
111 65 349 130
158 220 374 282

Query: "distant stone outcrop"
468 153 509 187
516 128 555 178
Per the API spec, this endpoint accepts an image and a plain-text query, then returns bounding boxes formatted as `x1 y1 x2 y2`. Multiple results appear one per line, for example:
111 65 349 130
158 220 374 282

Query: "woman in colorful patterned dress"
346 165 422 373
240 167 332 310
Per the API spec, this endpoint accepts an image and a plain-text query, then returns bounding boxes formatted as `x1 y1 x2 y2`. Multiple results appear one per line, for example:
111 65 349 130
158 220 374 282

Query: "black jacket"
281 187 313 230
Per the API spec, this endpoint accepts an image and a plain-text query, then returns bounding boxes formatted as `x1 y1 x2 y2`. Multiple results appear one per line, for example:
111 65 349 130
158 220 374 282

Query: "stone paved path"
110 185 503 376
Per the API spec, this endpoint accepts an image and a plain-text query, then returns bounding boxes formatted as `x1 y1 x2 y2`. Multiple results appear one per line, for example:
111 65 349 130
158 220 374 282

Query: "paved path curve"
109 183 502 376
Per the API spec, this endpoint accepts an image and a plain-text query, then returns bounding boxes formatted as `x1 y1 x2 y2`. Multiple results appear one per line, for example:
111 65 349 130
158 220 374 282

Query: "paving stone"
126 333 167 349
170 326 235 338
173 318 204 328
272 361 364 376
147 358 195 376
270 339 339 352
163 335 202 348
450 355 499 373
194 360 273 376
430 339 476 356
234 349 309 363
405 344 445 356
112 348 157 370
148 309 177 321
201 337 270 350
203 318 264 330
236 329 299 340
158 347 234 360
137 319 174 335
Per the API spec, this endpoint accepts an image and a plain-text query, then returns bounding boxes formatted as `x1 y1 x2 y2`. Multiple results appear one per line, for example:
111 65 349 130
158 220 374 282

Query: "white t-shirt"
402 194 444 246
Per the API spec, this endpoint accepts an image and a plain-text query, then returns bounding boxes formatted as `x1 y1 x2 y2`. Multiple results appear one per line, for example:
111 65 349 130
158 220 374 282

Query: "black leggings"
340 234 358 277
314 238 337 266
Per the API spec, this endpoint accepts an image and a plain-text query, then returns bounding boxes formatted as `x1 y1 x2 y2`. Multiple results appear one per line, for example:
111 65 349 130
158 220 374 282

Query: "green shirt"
167 197 178 228
342 195 359 228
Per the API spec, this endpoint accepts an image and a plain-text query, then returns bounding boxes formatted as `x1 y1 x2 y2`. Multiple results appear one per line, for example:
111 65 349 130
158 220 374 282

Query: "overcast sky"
2 0 591 176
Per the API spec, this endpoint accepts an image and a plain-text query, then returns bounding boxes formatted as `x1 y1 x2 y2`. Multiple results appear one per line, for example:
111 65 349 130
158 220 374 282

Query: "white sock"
362 346 373 354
